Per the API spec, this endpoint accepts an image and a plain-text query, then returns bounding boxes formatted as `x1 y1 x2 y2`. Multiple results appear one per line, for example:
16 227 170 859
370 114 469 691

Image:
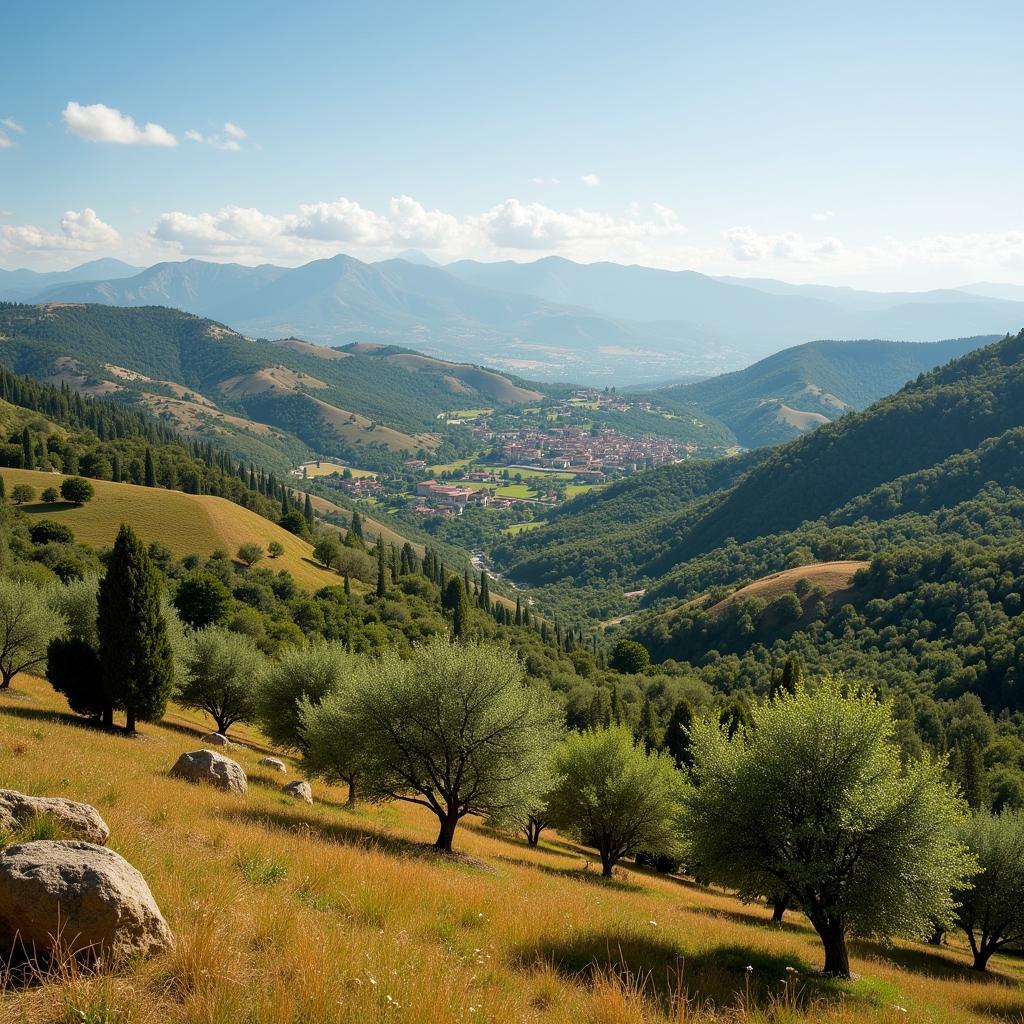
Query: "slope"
4 673 1018 1024
656 336 994 446
3 467 342 590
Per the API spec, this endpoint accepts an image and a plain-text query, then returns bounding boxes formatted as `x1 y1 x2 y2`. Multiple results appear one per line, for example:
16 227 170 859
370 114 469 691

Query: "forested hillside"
0 303 543 472
655 335 992 446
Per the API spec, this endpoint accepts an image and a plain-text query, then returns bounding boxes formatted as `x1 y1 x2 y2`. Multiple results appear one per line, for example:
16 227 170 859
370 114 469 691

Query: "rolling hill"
0 304 543 472
1 467 344 590
654 336 994 446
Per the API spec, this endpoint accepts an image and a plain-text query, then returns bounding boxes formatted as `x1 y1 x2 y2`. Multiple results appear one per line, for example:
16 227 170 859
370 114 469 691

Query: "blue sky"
2 0 1023 287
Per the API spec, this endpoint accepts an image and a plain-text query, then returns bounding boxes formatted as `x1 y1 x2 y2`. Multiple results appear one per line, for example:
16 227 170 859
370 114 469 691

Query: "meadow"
2 676 1022 1024
1 468 342 591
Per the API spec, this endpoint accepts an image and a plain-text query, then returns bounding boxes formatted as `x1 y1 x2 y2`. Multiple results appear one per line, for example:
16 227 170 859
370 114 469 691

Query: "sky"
2 0 1024 289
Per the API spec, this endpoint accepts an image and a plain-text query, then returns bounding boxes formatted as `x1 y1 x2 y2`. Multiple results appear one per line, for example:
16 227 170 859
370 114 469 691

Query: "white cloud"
1 117 23 134
580 173 600 187
1 208 120 253
184 122 247 151
0 134 11 150
62 102 176 146
475 199 683 251
528 176 560 186
723 226 843 263
811 210 834 222
289 198 391 243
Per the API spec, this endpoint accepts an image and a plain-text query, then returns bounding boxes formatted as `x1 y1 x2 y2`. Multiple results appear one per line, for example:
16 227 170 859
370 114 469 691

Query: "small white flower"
648 919 658 927
745 965 754 973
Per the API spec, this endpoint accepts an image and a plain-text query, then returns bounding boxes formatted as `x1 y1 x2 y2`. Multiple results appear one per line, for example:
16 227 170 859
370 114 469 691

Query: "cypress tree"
97 524 174 734
303 492 315 529
664 698 695 770
0 475 6 501
390 544 399 583
376 542 387 597
111 453 122 483
479 571 491 611
21 427 34 470
515 596 522 626
443 576 470 639
144 447 156 487
343 573 351 596
350 510 364 542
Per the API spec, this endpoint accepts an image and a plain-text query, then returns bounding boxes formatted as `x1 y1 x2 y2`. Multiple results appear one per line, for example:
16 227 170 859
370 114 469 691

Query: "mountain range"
4 254 1024 386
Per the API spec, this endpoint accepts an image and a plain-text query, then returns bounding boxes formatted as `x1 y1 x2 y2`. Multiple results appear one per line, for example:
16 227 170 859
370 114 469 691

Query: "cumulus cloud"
184 122 247 151
723 225 843 263
1 208 120 253
474 199 683 250
62 102 176 146
580 173 600 186
0 116 23 148
1 117 23 134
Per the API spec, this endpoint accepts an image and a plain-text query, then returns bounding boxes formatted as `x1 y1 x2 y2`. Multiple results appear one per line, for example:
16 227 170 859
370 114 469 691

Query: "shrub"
60 477 95 506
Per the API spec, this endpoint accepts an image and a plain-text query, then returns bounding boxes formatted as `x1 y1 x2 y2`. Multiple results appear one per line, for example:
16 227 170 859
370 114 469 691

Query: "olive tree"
301 637 564 850
0 577 65 689
547 726 685 877
955 810 1024 971
257 642 353 752
683 680 974 978
177 627 267 735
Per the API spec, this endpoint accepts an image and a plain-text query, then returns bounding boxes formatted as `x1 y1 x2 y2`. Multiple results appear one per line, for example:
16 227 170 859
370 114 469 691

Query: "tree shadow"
970 997 1024 1019
463 821 579 860
693 904 815 936
219 805 495 872
511 932 822 1013
25 500 77 514
851 938 1015 986
491 853 645 891
0 702 114 734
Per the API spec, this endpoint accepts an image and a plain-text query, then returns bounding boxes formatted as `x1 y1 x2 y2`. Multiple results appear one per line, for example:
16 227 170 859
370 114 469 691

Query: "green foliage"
173 571 233 629
547 726 685 877
47 636 108 722
312 535 342 570
257 642 354 751
177 627 267 734
237 542 264 568
97 524 175 732
684 680 975 977
302 637 565 850
279 510 309 538
267 540 284 559
60 476 95 506
955 809 1024 970
0 576 65 688
10 484 35 505
609 639 649 675
29 519 74 545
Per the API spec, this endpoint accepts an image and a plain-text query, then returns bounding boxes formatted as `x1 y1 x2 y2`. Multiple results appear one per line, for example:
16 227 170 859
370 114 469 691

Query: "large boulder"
0 840 172 961
0 790 110 845
282 780 312 804
258 757 287 773
169 750 247 795
200 732 232 747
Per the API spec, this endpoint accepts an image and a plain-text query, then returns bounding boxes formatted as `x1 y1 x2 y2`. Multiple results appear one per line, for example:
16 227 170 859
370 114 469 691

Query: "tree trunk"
346 775 357 808
0 670 11 690
525 817 543 846
927 923 946 947
434 811 460 852
813 918 851 978
599 848 615 878
971 941 994 972
771 894 788 924
125 708 136 736
102 705 114 729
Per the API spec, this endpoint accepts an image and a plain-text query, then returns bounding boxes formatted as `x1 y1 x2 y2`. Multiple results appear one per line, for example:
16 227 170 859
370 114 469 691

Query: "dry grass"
705 563 868 621
2 468 343 591
1 675 1022 1024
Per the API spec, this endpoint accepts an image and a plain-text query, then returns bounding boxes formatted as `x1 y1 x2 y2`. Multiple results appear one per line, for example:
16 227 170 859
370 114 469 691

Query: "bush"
173 571 233 629
11 484 35 505
41 487 58 503
29 520 75 545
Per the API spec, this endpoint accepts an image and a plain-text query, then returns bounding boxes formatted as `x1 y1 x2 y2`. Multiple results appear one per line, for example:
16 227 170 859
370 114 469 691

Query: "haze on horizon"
2 0 1023 291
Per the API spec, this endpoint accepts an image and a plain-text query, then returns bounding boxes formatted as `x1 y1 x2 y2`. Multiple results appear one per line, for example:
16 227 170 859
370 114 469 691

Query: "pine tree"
638 695 659 753
111 453 122 483
664 698 695 771
956 736 988 810
144 447 156 487
97 524 174 734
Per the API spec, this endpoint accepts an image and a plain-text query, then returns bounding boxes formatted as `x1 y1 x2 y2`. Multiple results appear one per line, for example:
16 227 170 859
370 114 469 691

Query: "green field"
298 461 376 479
564 483 598 498
447 408 493 420
503 521 543 535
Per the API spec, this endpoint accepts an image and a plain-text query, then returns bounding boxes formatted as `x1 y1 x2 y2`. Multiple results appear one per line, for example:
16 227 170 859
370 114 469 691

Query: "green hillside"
0 304 543 472
495 330 1024 625
655 336 994 447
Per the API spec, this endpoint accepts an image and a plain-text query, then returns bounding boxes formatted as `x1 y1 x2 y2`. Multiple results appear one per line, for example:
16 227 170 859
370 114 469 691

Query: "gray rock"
0 790 110 845
282 780 312 804
169 749 247 795
258 757 287 772
0 840 172 961
200 732 232 747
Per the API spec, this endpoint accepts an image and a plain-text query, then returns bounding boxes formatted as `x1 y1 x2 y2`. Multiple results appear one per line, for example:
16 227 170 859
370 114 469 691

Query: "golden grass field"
2 675 1023 1024
705 563 869 621
1 468 344 592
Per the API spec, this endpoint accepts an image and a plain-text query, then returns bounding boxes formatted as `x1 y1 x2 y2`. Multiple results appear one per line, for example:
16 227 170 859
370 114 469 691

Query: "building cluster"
410 480 490 516
477 425 688 478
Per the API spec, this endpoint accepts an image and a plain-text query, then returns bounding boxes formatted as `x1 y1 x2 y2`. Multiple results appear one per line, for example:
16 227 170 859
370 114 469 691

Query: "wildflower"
648 920 658 927
745 965 753 973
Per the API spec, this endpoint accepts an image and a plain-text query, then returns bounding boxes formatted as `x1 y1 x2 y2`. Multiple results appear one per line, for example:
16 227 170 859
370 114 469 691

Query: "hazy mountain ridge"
8 255 1024 386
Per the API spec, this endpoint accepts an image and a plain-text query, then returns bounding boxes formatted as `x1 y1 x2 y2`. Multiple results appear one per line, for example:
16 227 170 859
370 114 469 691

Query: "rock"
169 750 247 795
200 732 232 747
259 757 287 772
0 840 173 961
0 790 110 845
283 780 312 804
